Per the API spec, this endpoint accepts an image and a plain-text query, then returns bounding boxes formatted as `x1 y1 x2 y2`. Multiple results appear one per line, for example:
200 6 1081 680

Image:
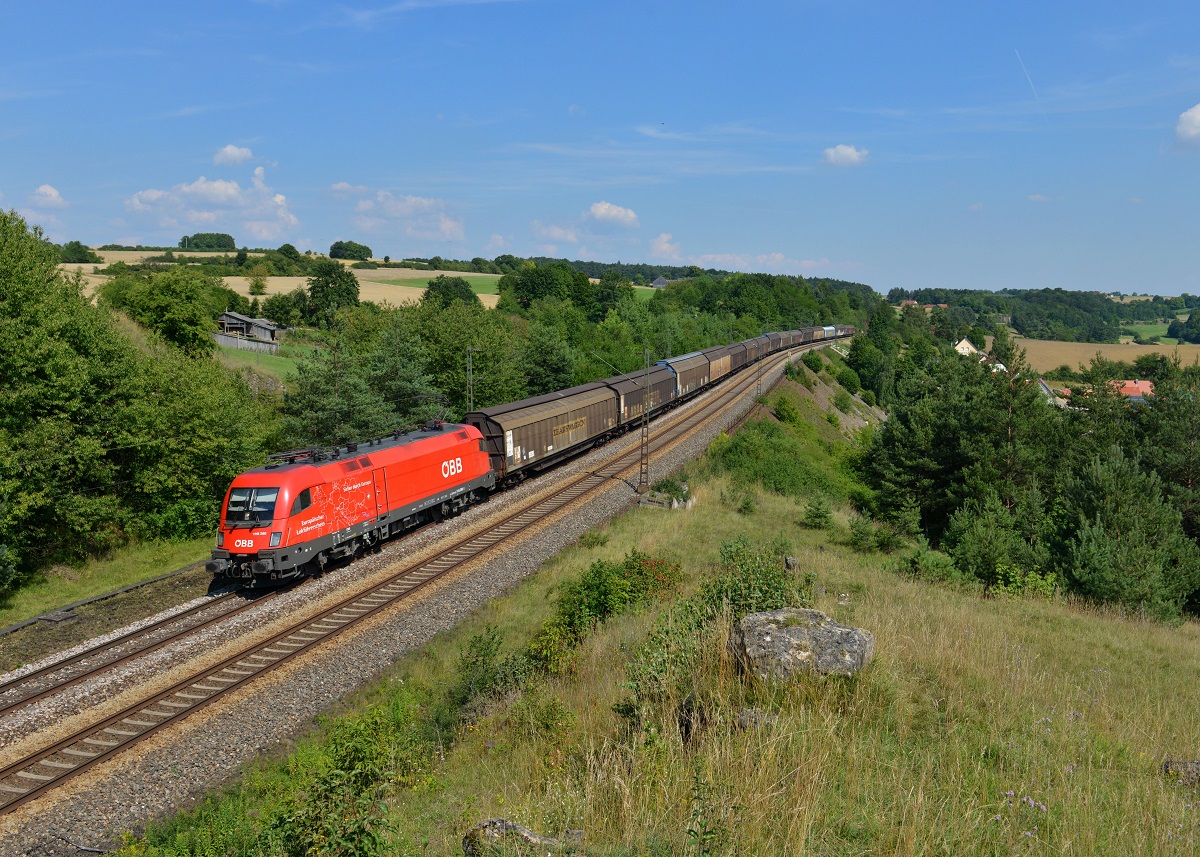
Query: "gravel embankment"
0 360 787 857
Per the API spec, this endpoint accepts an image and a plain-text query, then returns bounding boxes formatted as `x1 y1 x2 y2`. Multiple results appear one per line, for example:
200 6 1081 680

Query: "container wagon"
657 352 710 397
701 345 733 381
463 383 619 481
603 365 678 427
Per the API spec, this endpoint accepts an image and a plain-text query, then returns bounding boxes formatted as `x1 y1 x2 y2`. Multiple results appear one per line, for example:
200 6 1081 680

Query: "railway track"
0 589 264 720
0 347 802 814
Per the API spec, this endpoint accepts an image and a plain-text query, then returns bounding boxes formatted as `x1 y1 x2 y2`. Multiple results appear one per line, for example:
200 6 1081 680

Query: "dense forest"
887 286 1199 343
0 212 877 598
847 303 1200 620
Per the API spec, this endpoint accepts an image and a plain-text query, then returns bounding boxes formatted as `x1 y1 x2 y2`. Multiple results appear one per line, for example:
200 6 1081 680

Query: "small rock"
1162 757 1200 785
784 556 799 571
729 608 874 680
735 707 777 730
463 818 575 855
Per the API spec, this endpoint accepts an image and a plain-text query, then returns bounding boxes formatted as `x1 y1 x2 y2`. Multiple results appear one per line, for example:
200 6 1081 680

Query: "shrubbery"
801 350 824 373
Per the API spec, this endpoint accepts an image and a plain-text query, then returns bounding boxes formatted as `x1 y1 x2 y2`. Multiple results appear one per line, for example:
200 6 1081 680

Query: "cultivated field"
59 254 503 309
1017 336 1200 373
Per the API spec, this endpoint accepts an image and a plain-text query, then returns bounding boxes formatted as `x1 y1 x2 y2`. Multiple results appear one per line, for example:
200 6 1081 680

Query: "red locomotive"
206 422 494 586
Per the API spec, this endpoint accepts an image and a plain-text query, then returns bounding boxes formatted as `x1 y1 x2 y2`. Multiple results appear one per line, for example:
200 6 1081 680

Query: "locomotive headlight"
217 531 224 547
270 532 282 547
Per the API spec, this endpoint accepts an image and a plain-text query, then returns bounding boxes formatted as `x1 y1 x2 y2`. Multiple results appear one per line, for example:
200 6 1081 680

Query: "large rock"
729 608 874 679
462 818 580 855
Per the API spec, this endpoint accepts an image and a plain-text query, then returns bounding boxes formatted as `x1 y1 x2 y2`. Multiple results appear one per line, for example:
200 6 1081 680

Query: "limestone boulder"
462 818 580 856
729 608 873 679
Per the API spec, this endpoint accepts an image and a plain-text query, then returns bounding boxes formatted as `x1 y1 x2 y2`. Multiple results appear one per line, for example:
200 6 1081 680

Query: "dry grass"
1017 337 1200 374
382 478 1200 854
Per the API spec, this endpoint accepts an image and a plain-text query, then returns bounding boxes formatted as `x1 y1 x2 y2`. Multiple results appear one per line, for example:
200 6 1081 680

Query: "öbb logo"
441 457 463 478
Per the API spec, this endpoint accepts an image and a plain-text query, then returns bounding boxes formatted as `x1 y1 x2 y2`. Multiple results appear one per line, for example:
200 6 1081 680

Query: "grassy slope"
0 538 212 627
122 368 1200 856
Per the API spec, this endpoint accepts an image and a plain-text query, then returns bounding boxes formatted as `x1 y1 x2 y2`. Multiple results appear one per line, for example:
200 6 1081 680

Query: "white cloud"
1176 103 1200 143
486 233 505 251
125 167 298 240
179 176 244 205
1027 193 1051 202
969 202 985 212
532 220 578 244
587 200 639 228
347 189 463 241
650 232 682 262
692 252 835 275
213 144 253 165
822 144 869 167
330 181 368 196
30 184 67 208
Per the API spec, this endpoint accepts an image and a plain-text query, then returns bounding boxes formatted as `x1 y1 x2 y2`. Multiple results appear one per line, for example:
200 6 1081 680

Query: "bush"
826 411 840 428
849 516 876 552
833 389 854 412
528 551 683 673
802 350 823 373
578 530 609 548
802 496 833 529
890 538 972 586
993 564 1058 599
698 535 811 620
651 478 689 502
837 367 861 394
861 389 877 407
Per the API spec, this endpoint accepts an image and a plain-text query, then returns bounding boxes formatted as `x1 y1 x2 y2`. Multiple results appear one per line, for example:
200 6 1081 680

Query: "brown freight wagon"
657 352 710 397
741 337 762 363
463 382 619 480
701 345 733 381
728 341 748 371
603 365 677 426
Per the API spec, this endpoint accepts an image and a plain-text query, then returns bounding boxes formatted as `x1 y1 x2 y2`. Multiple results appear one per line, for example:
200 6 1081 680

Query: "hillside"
116 356 1200 856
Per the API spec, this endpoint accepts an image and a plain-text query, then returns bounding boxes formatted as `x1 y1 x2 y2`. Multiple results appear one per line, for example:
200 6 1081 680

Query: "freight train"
206 324 854 586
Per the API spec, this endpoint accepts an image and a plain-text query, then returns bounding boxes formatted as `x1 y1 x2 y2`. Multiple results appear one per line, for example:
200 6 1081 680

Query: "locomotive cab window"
226 487 279 524
289 488 313 516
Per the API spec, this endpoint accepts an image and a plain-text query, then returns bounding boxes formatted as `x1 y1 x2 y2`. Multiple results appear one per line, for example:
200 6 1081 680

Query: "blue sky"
2 1 1198 295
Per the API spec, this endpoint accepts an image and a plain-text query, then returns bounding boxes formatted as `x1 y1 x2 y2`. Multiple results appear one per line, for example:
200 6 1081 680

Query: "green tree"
261 288 307 327
421 275 480 309
59 240 100 264
180 232 235 251
99 267 219 355
329 240 373 261
306 259 360 326
1053 446 1200 620
499 261 576 310
247 262 270 296
524 322 575 394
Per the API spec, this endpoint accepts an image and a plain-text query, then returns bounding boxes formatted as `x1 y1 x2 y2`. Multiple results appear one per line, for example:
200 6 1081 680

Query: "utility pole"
466 347 479 412
637 348 651 494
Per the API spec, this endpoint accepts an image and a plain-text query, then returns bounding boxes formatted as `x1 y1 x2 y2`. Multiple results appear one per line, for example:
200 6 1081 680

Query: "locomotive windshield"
225 486 279 525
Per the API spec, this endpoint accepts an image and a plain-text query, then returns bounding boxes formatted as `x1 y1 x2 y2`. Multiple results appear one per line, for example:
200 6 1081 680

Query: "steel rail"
0 345 811 814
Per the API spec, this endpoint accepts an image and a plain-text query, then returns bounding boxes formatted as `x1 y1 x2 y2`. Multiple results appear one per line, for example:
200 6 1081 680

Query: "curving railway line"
0 344 813 816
